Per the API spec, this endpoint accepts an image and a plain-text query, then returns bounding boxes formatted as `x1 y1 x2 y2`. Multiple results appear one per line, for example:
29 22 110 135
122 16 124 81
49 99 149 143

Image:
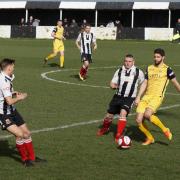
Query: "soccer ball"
117 136 131 149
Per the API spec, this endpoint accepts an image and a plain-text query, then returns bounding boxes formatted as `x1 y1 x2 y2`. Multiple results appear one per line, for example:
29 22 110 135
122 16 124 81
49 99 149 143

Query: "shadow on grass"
70 74 80 80
69 74 89 81
48 63 59 67
97 123 169 146
0 140 21 163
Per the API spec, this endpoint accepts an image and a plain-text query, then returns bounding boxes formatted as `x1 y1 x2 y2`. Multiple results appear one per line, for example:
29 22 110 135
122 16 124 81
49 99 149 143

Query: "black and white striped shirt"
0 72 15 115
112 66 144 98
76 32 96 54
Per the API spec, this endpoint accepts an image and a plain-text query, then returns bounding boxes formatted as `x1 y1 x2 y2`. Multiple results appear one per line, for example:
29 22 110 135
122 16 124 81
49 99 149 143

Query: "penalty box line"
0 104 179 139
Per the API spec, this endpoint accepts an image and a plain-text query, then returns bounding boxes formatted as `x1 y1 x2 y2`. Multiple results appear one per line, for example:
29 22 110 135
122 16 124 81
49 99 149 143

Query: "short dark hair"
85 24 91 28
125 54 134 59
0 58 15 70
154 48 165 56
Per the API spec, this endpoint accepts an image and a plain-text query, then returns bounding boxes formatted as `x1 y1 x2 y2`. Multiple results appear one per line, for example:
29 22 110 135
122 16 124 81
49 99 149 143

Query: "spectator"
81 19 87 28
175 18 180 34
70 19 78 28
63 18 69 27
20 18 26 26
32 19 40 26
27 16 33 26
115 20 123 39
114 20 122 30
172 18 180 42
106 20 115 28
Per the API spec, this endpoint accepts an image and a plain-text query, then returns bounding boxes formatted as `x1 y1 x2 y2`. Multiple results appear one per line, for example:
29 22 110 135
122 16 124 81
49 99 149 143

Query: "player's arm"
134 68 148 105
110 82 118 89
171 78 180 92
5 93 27 105
92 35 97 50
51 28 63 40
1 83 27 105
167 67 180 92
136 80 147 98
93 42 97 51
110 69 119 89
76 34 81 50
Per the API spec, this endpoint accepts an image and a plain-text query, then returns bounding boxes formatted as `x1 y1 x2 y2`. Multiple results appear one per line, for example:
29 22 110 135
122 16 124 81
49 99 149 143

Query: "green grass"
0 38 180 180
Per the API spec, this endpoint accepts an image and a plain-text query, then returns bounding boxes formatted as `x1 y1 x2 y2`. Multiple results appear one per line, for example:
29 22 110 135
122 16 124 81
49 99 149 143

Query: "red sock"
84 66 89 77
103 117 113 129
16 139 27 161
116 118 127 139
80 67 86 76
24 137 35 161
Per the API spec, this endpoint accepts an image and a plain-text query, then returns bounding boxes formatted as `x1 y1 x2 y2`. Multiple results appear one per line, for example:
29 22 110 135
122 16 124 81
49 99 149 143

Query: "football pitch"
0 38 180 180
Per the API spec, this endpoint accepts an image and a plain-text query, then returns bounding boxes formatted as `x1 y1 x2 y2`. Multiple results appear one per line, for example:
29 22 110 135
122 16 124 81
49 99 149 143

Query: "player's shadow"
70 74 80 80
0 140 21 163
70 74 89 81
48 63 59 67
100 123 169 146
109 123 145 142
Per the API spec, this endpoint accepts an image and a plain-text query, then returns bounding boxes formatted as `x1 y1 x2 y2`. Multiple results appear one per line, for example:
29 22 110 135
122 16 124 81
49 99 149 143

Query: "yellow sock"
46 53 56 60
139 123 154 140
150 115 167 132
60 55 64 67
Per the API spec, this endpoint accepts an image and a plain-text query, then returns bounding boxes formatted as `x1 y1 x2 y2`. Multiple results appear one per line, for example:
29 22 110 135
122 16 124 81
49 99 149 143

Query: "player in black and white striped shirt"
76 24 97 81
97 54 144 143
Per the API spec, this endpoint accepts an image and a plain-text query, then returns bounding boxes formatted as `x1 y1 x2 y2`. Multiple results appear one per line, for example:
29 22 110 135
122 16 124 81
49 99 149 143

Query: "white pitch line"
0 104 179 140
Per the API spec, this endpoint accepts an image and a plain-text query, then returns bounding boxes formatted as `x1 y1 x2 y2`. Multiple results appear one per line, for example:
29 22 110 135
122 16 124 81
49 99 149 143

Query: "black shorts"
0 110 25 130
81 53 92 63
107 95 135 115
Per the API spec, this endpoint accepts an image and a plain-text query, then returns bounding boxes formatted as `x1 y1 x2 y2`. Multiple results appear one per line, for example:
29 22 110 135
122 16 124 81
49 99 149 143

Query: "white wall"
0 25 11 38
145 28 174 41
36 26 54 39
36 26 117 40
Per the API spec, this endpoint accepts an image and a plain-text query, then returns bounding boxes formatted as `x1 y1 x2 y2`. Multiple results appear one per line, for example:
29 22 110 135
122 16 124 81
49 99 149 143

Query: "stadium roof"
0 1 180 9
1 0 180 2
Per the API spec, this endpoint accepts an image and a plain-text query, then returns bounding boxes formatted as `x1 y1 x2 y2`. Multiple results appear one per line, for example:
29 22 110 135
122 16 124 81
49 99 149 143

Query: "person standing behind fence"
76 24 97 81
172 18 180 42
44 20 65 68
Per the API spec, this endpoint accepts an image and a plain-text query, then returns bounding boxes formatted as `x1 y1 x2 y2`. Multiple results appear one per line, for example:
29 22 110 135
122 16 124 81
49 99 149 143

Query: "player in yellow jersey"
44 20 65 68
135 48 180 145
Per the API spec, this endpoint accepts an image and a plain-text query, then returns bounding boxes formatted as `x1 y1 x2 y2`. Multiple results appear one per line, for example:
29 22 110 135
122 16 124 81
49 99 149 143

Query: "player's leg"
146 98 172 140
151 115 172 140
97 95 119 136
136 113 155 145
115 109 127 142
83 60 89 78
44 50 58 64
59 44 65 68
12 110 36 162
44 41 59 64
136 97 155 145
6 124 29 163
97 113 114 136
0 114 29 163
115 97 135 142
79 54 89 80
19 124 35 161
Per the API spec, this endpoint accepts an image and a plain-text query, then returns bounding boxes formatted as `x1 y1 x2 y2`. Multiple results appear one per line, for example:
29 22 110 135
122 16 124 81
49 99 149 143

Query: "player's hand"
134 97 140 106
93 46 97 51
17 93 28 100
77 46 81 50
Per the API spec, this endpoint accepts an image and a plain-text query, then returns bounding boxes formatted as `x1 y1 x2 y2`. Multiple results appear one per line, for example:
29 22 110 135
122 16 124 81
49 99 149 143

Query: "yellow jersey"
53 26 64 42
145 63 175 97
